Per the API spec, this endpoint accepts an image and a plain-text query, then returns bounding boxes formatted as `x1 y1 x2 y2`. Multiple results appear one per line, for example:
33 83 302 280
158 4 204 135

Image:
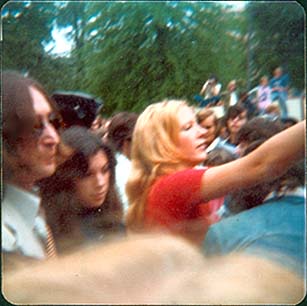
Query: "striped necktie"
45 224 57 258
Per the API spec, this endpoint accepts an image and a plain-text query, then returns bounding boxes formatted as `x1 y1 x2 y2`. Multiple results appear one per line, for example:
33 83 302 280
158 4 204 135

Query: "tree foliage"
246 2 305 89
2 2 49 81
2 1 305 115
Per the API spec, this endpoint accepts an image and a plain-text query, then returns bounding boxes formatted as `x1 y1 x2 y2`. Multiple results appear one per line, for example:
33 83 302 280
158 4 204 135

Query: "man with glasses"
2 71 61 269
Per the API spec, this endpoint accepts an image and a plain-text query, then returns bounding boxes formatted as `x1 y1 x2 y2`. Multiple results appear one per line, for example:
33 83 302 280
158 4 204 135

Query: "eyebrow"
102 162 109 169
180 119 195 128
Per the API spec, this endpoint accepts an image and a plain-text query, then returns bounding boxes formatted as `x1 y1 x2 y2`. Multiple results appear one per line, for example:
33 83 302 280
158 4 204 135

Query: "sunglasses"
32 113 64 137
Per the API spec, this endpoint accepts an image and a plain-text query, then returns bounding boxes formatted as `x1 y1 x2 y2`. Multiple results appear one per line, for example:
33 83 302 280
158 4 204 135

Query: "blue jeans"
194 94 221 108
271 91 288 118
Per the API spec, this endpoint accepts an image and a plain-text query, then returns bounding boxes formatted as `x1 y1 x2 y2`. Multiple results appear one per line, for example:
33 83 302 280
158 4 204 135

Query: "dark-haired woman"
39 127 124 254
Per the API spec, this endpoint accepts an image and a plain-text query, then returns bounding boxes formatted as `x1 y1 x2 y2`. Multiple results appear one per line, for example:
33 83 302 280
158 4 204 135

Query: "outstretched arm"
201 121 305 202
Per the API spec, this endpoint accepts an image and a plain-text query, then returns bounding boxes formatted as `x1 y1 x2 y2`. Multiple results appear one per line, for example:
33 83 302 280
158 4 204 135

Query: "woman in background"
256 75 272 114
39 126 124 254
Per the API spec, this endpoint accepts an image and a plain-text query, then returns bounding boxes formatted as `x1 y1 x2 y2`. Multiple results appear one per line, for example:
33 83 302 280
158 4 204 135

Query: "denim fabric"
271 91 288 118
270 74 289 118
194 94 221 108
202 195 305 277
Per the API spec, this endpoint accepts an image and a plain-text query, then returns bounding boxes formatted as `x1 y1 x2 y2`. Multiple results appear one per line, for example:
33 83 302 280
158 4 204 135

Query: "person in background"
204 148 236 167
196 109 219 150
202 147 237 224
203 126 305 278
215 116 229 140
91 114 104 131
256 75 272 114
263 102 281 120
223 104 248 154
269 66 289 119
195 74 222 108
39 127 124 254
235 116 284 158
280 117 298 129
106 112 139 216
219 117 284 217
221 80 238 112
125 99 304 245
238 91 258 119
2 71 61 270
196 108 236 155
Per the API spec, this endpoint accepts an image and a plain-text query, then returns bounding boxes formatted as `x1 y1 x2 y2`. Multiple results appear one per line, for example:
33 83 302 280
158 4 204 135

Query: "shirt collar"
3 184 41 227
263 186 305 202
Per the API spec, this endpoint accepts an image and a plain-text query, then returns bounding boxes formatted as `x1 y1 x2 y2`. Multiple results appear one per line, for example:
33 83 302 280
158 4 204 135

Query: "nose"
43 123 60 145
197 124 207 136
232 116 240 124
95 172 107 187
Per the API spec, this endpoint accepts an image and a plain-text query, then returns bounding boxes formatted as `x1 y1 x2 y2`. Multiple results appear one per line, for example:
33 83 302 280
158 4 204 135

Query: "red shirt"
144 168 224 244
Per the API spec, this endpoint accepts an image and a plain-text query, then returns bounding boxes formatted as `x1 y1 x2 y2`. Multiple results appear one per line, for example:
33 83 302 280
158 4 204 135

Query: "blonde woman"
126 100 304 245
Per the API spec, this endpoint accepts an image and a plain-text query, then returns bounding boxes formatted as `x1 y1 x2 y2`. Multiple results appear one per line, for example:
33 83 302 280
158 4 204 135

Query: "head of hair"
228 118 304 214
229 156 304 214
204 148 236 167
215 116 229 139
260 75 269 83
225 104 247 122
209 74 218 82
265 102 281 116
274 66 283 74
237 117 284 145
106 112 139 152
196 108 217 126
39 126 123 250
227 80 236 91
280 117 298 129
126 99 191 231
2 70 57 152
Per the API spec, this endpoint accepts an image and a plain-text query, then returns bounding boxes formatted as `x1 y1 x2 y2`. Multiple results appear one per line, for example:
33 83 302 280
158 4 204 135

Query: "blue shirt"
269 74 290 93
2 184 48 259
203 193 305 277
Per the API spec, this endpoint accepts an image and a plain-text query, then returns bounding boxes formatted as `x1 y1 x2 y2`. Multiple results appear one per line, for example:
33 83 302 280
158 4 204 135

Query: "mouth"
45 154 57 164
196 142 207 150
93 191 107 199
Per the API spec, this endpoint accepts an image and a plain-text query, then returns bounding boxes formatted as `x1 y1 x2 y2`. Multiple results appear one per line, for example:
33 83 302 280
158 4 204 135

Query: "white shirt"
203 83 222 99
115 153 131 216
229 92 238 106
2 184 47 259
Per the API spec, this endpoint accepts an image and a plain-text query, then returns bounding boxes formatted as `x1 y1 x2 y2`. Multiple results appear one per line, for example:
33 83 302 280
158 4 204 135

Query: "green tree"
53 1 93 89
2 2 55 81
78 2 249 113
5 2 303 115
246 2 305 89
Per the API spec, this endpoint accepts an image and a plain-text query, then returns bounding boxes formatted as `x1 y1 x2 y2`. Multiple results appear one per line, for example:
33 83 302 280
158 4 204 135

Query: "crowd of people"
2 70 305 304
195 65 293 120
